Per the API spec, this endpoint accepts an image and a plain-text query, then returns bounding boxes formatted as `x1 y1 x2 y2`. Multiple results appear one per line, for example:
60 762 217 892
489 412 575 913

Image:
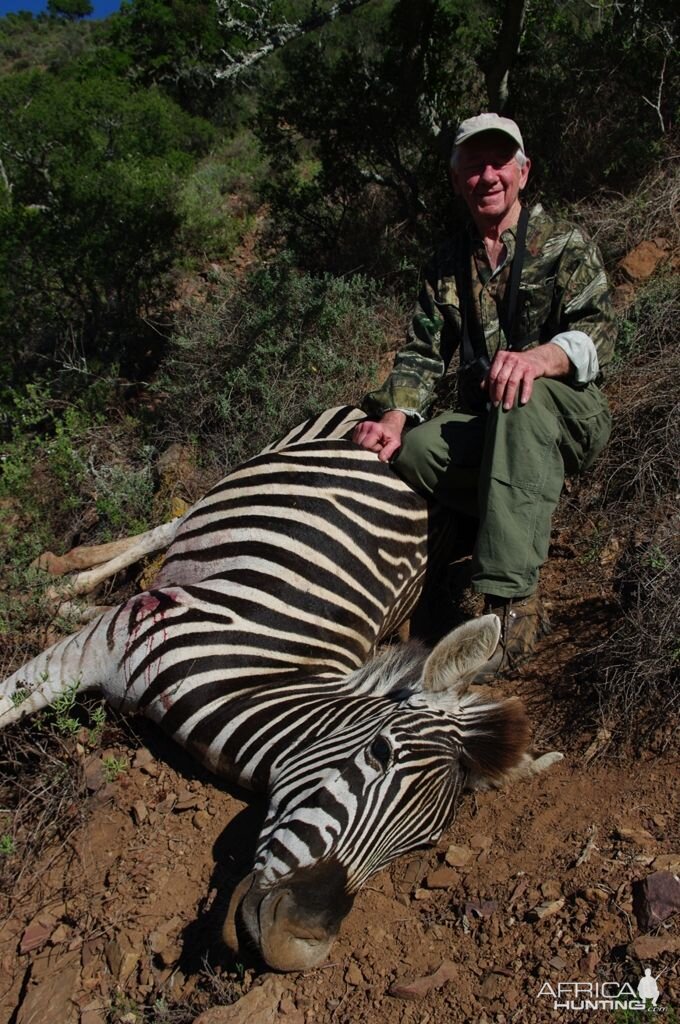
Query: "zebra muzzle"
222 871 258 956
225 871 344 971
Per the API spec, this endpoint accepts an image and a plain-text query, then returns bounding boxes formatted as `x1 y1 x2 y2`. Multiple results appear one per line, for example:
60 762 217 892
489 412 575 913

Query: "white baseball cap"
454 113 524 151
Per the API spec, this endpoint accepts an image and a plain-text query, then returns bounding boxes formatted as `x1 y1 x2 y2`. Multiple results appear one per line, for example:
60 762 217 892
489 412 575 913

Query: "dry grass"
573 148 680 262
0 723 86 905
568 270 680 748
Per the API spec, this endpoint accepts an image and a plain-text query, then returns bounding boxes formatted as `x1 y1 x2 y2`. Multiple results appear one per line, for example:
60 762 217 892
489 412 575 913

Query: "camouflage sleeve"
557 228 616 372
362 262 461 420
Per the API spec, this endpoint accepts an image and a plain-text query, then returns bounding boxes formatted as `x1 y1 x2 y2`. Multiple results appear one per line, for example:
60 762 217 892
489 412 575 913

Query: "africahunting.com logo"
537 969 667 1012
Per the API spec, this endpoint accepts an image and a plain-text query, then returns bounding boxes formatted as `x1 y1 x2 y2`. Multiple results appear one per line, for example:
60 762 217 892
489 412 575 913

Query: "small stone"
615 826 655 846
540 881 562 900
578 951 600 974
444 844 473 868
413 887 433 900
464 899 498 920
132 748 154 769
426 866 460 890
193 810 211 830
105 936 138 983
49 924 70 946
155 794 176 814
479 972 506 1001
632 871 680 931
192 976 288 1023
470 834 492 851
131 801 148 826
549 955 567 971
81 1003 107 1024
345 963 364 986
619 240 670 282
527 898 565 922
389 960 457 1001
83 756 106 793
175 786 203 811
653 854 680 873
20 920 52 954
398 857 425 891
582 886 608 904
629 934 680 960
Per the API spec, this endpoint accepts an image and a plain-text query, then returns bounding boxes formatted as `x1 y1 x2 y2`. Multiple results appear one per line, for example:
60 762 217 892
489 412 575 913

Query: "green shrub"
178 130 266 260
0 67 213 389
0 381 156 643
156 252 399 471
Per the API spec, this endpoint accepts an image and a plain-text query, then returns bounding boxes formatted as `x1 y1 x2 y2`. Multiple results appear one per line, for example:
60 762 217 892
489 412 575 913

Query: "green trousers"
393 379 612 599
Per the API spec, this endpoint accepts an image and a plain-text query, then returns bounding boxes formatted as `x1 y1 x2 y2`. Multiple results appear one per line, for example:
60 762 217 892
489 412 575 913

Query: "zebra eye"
367 734 393 772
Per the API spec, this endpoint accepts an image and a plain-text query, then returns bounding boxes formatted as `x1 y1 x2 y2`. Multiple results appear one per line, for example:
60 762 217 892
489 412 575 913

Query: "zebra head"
224 615 530 970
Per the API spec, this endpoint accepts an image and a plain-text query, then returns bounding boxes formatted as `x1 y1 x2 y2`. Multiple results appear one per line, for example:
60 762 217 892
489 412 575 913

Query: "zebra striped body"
1 406 530 970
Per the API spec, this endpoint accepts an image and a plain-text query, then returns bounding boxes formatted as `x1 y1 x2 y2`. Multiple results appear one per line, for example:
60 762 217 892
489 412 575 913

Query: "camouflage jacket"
363 203 616 420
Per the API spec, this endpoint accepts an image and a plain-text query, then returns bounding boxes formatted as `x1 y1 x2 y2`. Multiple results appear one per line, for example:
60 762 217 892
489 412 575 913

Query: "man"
353 113 615 679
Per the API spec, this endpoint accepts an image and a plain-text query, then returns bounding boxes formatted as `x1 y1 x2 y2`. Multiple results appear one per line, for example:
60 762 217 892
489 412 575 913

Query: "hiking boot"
468 593 551 684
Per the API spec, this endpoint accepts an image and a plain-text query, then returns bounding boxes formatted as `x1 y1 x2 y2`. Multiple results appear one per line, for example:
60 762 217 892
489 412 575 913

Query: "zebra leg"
0 605 123 729
35 519 184 617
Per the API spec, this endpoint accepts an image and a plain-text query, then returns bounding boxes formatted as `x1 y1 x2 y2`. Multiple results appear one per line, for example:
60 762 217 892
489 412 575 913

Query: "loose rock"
426 866 460 890
345 963 364 986
192 976 288 1024
527 898 565 922
632 870 680 931
389 960 457 1001
131 801 148 826
444 844 474 868
20 920 53 955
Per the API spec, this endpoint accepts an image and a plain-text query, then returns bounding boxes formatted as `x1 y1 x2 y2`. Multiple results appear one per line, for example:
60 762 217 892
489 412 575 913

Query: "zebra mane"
342 641 429 698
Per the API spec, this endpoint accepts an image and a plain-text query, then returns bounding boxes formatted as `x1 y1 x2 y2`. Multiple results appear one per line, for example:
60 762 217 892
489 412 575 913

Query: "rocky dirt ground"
1 521 678 1024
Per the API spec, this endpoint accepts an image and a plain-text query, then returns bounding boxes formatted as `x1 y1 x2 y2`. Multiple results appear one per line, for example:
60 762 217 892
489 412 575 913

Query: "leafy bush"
156 252 400 471
178 130 267 260
0 382 156 641
0 67 213 392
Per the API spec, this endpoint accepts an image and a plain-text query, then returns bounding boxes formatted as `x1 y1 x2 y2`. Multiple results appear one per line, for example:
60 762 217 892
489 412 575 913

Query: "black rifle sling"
504 204 530 350
460 204 530 363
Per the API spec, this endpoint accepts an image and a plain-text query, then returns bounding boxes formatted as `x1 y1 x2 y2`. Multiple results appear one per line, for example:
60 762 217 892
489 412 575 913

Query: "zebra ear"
421 615 501 693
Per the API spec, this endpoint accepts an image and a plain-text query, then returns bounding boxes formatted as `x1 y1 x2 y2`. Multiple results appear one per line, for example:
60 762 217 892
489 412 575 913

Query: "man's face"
451 131 531 228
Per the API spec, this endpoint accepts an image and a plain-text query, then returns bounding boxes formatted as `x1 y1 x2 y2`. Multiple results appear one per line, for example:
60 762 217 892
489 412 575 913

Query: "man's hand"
482 343 571 410
352 410 407 462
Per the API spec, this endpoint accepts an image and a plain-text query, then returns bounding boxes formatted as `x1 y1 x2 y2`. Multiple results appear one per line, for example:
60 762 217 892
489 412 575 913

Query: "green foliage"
255 0 485 274
157 252 397 470
48 0 94 20
0 67 213 389
50 679 82 736
254 0 678 272
87 705 106 746
105 0 229 116
0 382 156 641
178 130 267 259
0 834 14 856
0 11 101 76
612 272 679 370
101 754 128 781
513 0 678 202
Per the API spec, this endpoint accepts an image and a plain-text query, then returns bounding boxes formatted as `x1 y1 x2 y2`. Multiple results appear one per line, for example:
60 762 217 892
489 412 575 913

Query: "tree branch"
485 0 527 112
214 0 373 82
